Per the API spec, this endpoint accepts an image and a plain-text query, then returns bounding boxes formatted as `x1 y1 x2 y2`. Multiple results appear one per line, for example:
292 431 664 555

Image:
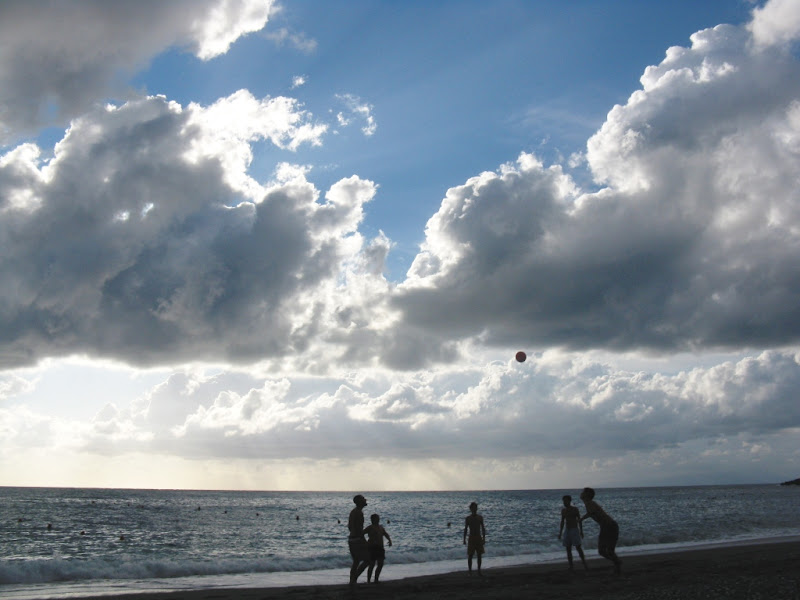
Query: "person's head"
469 501 478 513
370 513 380 525
353 494 367 508
562 495 572 507
580 487 595 501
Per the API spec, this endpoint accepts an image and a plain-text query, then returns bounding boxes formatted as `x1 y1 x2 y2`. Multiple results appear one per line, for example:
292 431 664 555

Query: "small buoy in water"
119 534 125 541
47 523 52 530
80 531 85 535
296 515 300 520
447 522 452 527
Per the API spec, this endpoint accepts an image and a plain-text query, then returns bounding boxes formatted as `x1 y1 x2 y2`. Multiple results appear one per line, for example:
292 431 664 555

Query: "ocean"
1 484 798 599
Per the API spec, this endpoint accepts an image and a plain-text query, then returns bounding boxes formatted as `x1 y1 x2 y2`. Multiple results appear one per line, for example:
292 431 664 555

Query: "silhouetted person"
559 495 588 571
364 513 392 583
579 487 622 574
348 494 370 585
463 501 486 575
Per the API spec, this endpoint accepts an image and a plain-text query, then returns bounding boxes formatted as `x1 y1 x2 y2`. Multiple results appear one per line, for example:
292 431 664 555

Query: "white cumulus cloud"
0 0 272 142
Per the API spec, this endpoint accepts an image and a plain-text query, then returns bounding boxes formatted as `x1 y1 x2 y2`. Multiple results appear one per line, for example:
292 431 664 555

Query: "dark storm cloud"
0 96 377 368
2 2 800 375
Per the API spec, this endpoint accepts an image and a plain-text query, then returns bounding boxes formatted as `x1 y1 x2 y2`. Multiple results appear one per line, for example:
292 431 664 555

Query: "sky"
1 0 799 491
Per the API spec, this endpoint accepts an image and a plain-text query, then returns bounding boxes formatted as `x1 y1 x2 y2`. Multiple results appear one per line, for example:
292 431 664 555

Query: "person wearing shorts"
348 494 371 585
463 501 486 575
580 487 622 574
558 494 588 570
363 513 392 583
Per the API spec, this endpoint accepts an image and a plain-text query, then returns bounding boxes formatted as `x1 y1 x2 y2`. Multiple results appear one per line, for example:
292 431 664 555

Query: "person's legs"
599 543 621 574
349 543 359 584
375 558 384 582
606 539 622 574
349 541 370 585
351 560 369 584
467 550 474 573
566 545 574 569
597 535 611 566
350 559 359 584
366 559 374 582
358 559 370 576
576 544 588 570
476 550 482 574
611 552 621 574
597 539 610 560
598 524 622 574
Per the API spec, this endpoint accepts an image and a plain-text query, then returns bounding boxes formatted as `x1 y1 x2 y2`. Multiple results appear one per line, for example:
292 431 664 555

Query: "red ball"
515 351 526 363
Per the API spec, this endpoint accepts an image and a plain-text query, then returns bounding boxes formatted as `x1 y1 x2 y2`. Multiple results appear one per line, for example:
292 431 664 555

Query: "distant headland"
780 478 800 486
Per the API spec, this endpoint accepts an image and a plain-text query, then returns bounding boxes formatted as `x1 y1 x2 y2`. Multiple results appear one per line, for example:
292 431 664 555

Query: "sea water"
1 485 798 599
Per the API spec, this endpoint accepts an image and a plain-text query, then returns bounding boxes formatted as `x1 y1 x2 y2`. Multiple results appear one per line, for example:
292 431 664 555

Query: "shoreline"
10 537 800 600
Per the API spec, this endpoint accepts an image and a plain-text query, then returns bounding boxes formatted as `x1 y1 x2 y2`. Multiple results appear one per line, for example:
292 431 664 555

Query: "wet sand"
49 539 800 600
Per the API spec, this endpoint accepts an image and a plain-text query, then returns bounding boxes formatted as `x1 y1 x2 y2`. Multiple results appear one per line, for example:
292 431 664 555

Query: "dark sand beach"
57 539 800 600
